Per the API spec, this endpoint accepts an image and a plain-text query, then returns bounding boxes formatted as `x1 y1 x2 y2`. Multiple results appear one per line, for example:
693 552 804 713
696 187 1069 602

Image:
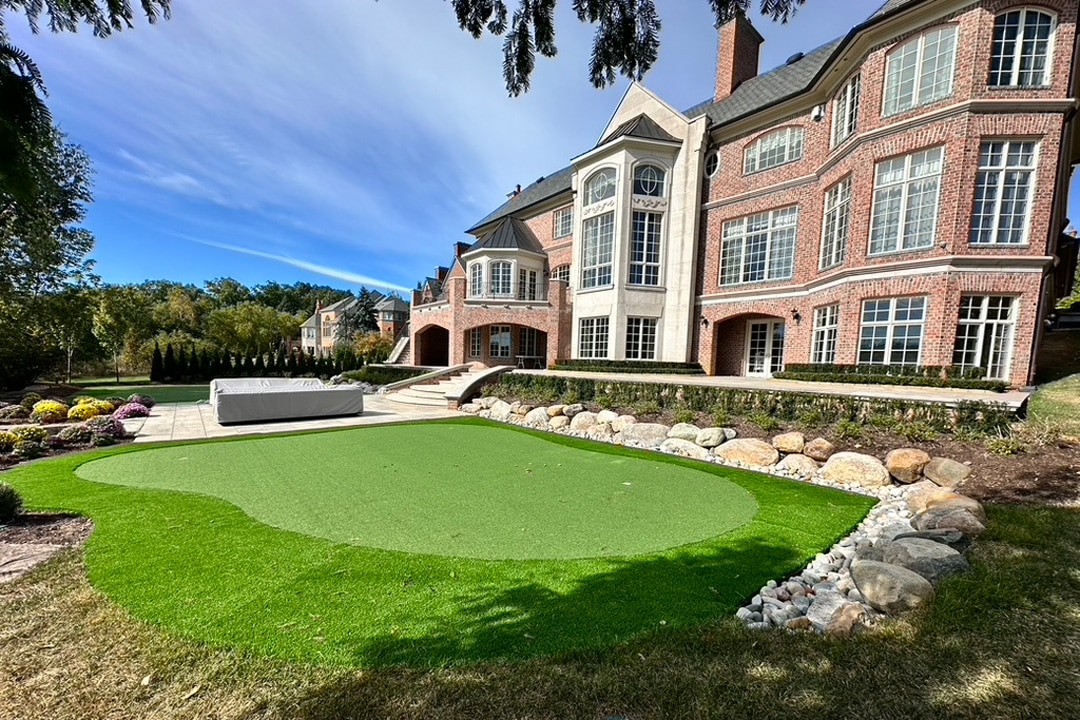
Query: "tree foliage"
451 0 806 96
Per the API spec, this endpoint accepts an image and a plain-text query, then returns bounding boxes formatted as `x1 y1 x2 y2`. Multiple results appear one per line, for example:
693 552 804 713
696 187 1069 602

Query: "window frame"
489 324 512 358
882 25 959 117
468 262 483 298
468 327 483 358
553 205 574 238
584 168 617 205
857 296 927 367
811 305 840 364
743 127 805 174
953 295 1017 380
970 139 1038 246
868 146 944 256
989 9 1056 88
628 210 663 286
625 317 658 360
632 163 667 197
581 211 615 289
719 206 799 286
832 74 861 147
551 265 570 283
489 260 513 297
820 175 853 270
578 316 610 359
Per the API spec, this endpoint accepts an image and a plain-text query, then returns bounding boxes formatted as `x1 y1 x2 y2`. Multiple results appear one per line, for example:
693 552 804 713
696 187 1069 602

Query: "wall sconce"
700 317 709 327
791 308 802 326
503 304 511 309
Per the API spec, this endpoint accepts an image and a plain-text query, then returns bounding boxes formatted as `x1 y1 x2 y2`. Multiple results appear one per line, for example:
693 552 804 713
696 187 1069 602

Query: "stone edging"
462 397 987 638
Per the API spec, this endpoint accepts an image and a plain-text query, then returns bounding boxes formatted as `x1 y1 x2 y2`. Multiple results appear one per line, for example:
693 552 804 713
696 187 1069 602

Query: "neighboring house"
300 292 406 356
375 294 410 339
410 0 1080 387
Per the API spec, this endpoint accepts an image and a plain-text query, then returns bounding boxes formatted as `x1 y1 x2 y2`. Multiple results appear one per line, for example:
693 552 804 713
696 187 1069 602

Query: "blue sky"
10 1 1076 293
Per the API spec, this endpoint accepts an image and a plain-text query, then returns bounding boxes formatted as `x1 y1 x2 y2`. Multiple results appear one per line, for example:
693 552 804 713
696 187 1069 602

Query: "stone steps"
384 368 484 408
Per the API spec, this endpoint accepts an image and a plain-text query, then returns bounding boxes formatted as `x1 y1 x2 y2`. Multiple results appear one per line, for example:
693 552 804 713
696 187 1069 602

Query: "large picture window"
970 140 1037 245
832 74 861 147
989 10 1054 87
629 211 662 286
883 26 957 116
720 207 798 285
625 317 658 360
811 305 840 364
954 296 1016 380
744 127 804 174
489 325 511 358
869 147 943 255
581 212 615 288
858 297 926 366
820 176 852 269
578 317 609 359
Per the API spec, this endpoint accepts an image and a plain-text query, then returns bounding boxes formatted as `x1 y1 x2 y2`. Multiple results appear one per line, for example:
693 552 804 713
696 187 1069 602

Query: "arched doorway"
713 314 786 377
416 325 450 366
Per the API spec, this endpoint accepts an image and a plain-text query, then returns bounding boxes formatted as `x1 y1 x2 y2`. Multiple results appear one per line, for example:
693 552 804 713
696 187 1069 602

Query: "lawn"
1028 372 1080 438
3 419 872 667
77 384 210 404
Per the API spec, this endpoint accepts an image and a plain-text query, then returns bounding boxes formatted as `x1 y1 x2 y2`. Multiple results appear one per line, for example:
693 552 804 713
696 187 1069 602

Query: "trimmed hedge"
551 360 705 375
486 373 1014 435
773 363 1008 392
341 365 427 386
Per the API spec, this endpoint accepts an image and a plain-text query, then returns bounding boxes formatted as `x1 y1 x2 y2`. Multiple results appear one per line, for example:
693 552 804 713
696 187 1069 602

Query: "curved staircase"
384 366 496 408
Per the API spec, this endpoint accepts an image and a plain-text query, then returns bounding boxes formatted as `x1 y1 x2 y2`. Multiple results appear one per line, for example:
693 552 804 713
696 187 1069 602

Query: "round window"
704 151 720 178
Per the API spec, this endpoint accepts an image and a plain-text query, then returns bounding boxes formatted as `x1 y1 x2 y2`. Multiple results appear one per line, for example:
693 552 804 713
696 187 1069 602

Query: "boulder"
478 396 499 409
803 437 836 462
523 407 550 426
548 415 570 429
562 403 585 418
776 453 819 477
819 452 891 488
913 506 986 539
805 588 847 631
892 528 971 552
667 423 701 442
885 448 931 484
714 438 780 467
905 482 986 522
772 431 805 454
514 403 533 415
546 404 566 417
489 400 513 420
694 427 728 448
611 415 637 433
785 616 814 632
880 537 970 585
923 457 973 488
659 438 712 461
596 409 619 424
587 424 614 441
569 411 599 431
850 560 934 615
619 422 671 449
824 602 869 638
459 403 480 413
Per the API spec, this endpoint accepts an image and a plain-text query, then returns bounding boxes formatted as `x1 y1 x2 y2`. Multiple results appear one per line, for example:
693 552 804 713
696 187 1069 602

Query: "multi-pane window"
883 26 958 116
490 261 512 296
519 327 539 357
954 296 1016 380
744 127 804 174
858 297 926 366
832 74 861 147
970 140 1037 245
629 211 662 286
811 305 840 364
469 327 483 358
625 317 658 360
581 212 615 288
869 147 944 255
469 263 483 297
553 206 573 238
633 164 666 196
585 168 616 205
704 151 720 178
489 325 511 358
518 268 539 300
551 265 570 282
578 316 609 359
720 206 798 285
821 176 852 269
989 10 1054 87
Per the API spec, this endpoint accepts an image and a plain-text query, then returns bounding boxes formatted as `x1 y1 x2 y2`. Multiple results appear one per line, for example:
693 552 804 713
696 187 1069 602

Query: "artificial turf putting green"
5 418 874 667
75 423 758 559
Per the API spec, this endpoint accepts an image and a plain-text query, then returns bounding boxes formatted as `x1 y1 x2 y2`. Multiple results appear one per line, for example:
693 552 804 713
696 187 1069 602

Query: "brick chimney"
715 12 764 102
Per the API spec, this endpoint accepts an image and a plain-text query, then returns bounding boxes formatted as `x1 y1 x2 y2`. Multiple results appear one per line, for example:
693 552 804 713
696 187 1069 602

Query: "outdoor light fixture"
791 308 802 325
700 317 709 327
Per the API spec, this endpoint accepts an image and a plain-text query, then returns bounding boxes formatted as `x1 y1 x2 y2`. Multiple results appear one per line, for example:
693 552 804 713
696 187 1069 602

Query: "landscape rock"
824 602 869 638
885 448 932 484
587 424 614 441
923 456 973 488
523 407 550 426
850 560 934 615
785 616 814 632
659 438 712 461
906 483 986 522
611 415 637 433
596 409 619 424
459 403 480 413
819 452 891 489
548 415 570 429
772 431 805 454
569 411 599 431
546 404 565 417
667 423 701 442
805 588 847 631
478 396 499 409
880 537 970 585
694 427 727 448
892 528 971 552
803 437 836 461
714 438 780 467
562 403 585 418
775 453 819 476
489 400 513 421
619 423 671 449
515 404 534 415
913 506 986 538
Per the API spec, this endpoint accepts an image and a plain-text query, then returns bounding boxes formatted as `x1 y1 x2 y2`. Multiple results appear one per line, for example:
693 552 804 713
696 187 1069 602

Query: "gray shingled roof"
870 0 923 20
375 295 409 312
467 217 546 254
598 113 680 147
466 165 574 234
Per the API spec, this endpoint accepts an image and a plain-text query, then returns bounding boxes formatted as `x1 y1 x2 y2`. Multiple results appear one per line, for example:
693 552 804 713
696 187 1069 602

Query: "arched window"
989 9 1054 87
584 168 617 205
744 127 804 174
883 25 958 116
469 262 483 297
490 261 512 296
633 164 666 196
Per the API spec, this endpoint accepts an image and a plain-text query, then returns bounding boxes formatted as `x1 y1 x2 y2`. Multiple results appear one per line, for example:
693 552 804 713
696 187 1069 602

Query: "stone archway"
415 325 450 366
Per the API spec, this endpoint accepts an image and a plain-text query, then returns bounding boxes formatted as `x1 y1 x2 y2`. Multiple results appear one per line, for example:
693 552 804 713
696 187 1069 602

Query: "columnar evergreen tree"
150 342 164 383
176 346 188 381
162 344 177 382
253 353 265 376
188 346 201 380
286 351 298 377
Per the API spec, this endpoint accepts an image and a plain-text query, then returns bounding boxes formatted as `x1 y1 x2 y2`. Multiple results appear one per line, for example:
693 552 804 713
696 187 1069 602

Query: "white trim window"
469 262 483 298
953 296 1016 380
832 74 861 147
553 205 573 238
519 327 539 357
744 127 804 174
720 206 798 285
629 211 662 286
869 147 944 255
518 268 539 300
578 316 609 359
585 168 617 205
820 176 853 269
989 10 1055 87
633 164 666 197
468 327 483 358
489 325 511 358
811 305 840 364
970 140 1037 245
704 151 720 178
581 212 615 288
625 317 658 360
551 264 570 283
883 25 958 116
858 297 926 366
490 261 512 296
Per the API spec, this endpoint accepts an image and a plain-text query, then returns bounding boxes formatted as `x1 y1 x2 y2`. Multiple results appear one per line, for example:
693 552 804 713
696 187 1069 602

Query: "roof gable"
467 217 545 255
597 113 680 147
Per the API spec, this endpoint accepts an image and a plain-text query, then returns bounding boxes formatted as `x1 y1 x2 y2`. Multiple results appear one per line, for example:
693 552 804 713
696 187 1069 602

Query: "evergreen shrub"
0 483 22 523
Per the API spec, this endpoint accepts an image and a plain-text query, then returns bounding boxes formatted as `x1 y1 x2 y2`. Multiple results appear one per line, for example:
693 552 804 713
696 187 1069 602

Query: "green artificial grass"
78 384 209 404
5 419 874 667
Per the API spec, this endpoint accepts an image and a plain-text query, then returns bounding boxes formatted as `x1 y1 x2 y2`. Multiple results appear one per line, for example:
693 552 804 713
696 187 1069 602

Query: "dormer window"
633 164 666 197
585 168 617 205
989 10 1054 87
744 127 804 174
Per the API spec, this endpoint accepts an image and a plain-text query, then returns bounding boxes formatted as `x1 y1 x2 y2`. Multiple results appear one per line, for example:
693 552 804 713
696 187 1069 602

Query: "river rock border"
462 396 987 638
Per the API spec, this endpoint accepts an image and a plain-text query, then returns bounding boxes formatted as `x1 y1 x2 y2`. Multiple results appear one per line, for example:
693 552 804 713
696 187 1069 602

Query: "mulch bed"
0 514 94 546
